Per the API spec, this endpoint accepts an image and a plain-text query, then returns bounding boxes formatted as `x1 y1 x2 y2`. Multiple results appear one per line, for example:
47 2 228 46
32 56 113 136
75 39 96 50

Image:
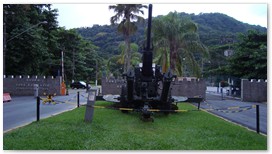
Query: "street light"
4 21 47 75
6 21 48 42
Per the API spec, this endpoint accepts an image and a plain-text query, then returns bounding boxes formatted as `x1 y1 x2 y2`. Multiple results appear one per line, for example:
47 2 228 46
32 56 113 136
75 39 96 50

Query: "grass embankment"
3 101 267 150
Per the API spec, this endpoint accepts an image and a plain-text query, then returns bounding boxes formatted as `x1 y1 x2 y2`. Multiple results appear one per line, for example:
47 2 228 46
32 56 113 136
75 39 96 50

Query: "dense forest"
76 12 266 57
4 4 267 86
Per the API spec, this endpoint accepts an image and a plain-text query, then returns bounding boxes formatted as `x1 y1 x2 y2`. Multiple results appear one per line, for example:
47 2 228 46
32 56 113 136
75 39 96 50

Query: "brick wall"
101 77 206 98
3 75 62 96
241 79 267 102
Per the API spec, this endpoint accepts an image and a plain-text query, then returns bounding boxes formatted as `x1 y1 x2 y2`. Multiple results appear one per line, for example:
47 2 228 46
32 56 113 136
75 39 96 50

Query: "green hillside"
76 12 266 57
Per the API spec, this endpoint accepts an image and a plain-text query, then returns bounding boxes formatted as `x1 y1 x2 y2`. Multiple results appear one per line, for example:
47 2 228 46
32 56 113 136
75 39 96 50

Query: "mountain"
76 12 267 57
188 12 266 45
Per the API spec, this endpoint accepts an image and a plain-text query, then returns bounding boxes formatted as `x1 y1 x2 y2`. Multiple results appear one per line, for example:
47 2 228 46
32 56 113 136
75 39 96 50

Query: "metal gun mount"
119 4 178 121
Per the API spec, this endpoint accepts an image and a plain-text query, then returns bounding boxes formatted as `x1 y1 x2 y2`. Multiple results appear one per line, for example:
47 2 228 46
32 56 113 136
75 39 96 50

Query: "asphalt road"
203 92 267 134
3 89 88 132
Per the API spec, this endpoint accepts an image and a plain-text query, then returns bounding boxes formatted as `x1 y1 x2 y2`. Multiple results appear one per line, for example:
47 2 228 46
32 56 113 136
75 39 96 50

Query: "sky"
51 3 267 29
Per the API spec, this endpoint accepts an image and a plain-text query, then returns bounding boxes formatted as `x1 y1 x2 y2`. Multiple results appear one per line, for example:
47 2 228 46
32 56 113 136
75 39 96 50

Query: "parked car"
70 81 87 89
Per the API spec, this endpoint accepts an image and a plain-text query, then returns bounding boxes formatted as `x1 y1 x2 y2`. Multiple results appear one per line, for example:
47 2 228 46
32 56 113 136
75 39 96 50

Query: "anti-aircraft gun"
119 4 178 121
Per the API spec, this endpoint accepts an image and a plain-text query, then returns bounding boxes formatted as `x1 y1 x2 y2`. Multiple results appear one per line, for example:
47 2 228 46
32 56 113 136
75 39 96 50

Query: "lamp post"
6 21 48 42
3 21 48 75
223 37 234 96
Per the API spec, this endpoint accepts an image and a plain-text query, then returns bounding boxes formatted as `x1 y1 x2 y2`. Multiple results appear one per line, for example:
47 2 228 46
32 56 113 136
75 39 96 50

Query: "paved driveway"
203 93 267 134
3 89 88 132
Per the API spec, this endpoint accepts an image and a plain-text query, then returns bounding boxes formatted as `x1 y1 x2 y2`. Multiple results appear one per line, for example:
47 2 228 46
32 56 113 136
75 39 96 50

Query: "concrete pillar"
34 84 39 97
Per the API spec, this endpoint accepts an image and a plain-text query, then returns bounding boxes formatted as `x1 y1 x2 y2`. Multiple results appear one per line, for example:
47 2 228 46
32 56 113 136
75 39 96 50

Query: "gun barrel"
142 4 153 78
146 4 152 51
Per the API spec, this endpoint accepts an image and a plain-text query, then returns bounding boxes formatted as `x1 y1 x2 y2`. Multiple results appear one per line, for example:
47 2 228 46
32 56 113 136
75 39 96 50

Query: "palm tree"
153 38 170 73
116 42 141 68
109 4 147 73
107 42 141 77
152 11 209 77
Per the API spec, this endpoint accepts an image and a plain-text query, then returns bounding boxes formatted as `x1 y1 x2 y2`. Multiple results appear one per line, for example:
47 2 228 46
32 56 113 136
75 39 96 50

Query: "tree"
107 42 141 77
152 12 209 77
116 42 141 67
40 5 60 76
153 37 170 73
4 4 51 75
107 56 123 77
4 4 101 83
109 4 147 72
57 28 100 82
202 44 230 77
228 30 267 79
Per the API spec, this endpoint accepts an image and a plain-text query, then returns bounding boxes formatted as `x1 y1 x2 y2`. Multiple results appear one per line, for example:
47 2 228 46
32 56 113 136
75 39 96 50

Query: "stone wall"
3 75 62 96
171 78 206 98
241 79 267 102
101 77 206 98
101 77 124 95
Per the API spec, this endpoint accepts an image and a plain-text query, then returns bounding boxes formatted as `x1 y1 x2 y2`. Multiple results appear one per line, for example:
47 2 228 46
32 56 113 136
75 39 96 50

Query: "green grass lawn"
3 101 267 150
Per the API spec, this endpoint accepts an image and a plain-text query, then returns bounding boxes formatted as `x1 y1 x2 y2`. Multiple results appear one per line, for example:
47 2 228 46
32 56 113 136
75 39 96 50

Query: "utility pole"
60 49 67 95
61 50 64 82
72 48 75 80
95 59 98 87
3 11 7 75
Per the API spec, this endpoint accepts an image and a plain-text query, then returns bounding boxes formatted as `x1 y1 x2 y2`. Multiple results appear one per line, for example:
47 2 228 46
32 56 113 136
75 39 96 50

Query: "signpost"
84 89 97 123
36 97 40 121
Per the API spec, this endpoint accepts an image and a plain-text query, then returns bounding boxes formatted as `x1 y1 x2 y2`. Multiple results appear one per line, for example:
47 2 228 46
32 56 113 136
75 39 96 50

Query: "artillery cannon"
118 4 179 121
101 4 203 121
